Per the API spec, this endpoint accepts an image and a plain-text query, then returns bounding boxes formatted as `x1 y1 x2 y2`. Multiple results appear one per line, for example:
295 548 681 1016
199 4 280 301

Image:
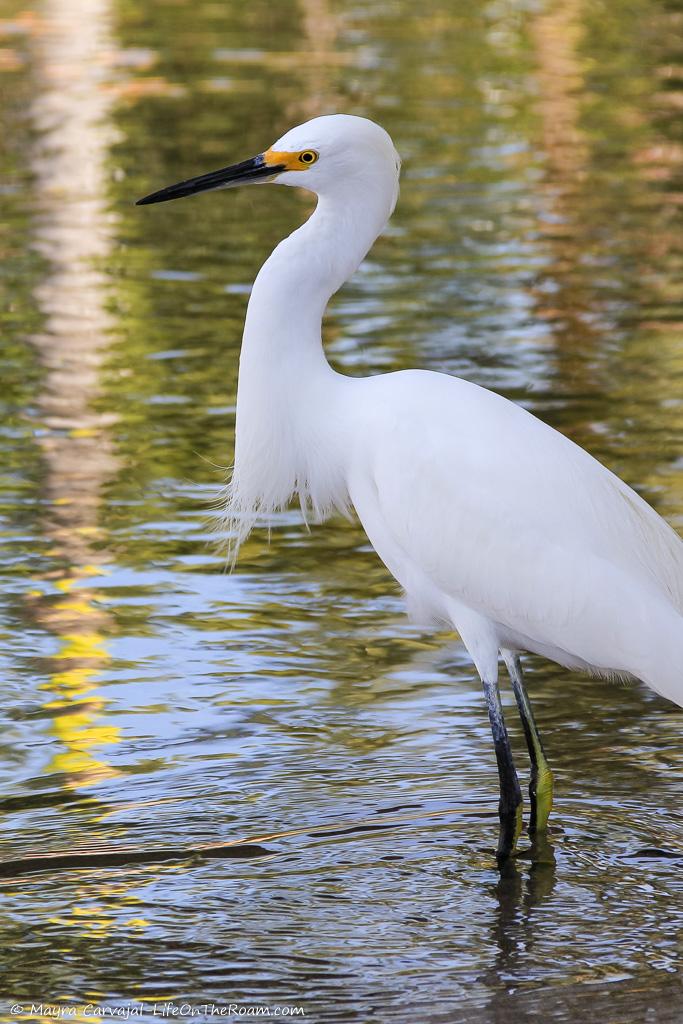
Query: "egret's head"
136 114 401 213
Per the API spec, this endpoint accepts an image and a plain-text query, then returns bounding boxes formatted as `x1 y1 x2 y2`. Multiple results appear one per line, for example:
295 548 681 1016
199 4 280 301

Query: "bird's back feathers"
346 369 683 705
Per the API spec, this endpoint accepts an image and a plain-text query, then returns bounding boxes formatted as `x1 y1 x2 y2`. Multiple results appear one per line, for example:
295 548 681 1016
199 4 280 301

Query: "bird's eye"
299 150 318 165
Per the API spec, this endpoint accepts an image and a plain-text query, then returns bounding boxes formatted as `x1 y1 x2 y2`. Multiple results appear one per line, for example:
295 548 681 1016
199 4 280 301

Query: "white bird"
138 114 683 863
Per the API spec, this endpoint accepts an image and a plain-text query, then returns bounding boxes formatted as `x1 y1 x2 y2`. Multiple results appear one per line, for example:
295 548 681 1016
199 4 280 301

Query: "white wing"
346 369 683 700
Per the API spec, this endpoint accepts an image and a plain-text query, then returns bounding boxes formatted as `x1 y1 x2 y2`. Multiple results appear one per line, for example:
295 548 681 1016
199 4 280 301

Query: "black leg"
482 676 523 862
503 652 554 834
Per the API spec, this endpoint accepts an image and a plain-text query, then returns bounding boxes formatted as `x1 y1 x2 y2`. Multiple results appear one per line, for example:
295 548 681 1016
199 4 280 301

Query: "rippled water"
1 0 683 1019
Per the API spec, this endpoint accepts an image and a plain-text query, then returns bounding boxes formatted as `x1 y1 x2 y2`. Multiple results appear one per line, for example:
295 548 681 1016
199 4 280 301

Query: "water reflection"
27 0 120 786
485 843 558 1022
0 0 682 1019
529 0 603 377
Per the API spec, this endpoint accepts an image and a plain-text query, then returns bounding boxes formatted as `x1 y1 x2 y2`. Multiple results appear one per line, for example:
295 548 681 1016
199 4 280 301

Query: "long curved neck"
227 184 392 549
241 188 389 375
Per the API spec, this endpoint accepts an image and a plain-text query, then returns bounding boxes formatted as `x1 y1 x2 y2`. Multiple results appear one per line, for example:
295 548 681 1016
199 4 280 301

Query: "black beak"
135 153 286 206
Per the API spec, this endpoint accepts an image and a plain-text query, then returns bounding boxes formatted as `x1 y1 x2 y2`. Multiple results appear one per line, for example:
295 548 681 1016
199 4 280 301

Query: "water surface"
1 0 682 1020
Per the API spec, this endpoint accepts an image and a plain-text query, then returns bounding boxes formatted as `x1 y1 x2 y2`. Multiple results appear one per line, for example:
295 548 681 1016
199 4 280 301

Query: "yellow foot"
529 763 554 835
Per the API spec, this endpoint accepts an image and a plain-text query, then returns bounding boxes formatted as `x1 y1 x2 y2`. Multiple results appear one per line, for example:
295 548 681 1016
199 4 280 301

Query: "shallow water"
1 0 683 1020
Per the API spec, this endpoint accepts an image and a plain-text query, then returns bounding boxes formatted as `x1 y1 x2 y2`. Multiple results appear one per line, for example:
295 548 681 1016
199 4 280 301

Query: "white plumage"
225 114 683 707
139 113 683 860
348 369 683 702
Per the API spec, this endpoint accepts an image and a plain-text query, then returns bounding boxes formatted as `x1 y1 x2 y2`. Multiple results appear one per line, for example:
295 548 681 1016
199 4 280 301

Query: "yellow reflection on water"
27 0 122 789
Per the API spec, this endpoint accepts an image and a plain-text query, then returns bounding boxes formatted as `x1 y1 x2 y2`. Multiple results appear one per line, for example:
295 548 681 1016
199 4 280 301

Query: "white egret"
138 114 683 862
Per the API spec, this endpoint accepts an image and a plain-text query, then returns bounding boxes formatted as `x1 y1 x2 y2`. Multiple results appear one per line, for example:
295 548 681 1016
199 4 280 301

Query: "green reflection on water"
0 0 682 1019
